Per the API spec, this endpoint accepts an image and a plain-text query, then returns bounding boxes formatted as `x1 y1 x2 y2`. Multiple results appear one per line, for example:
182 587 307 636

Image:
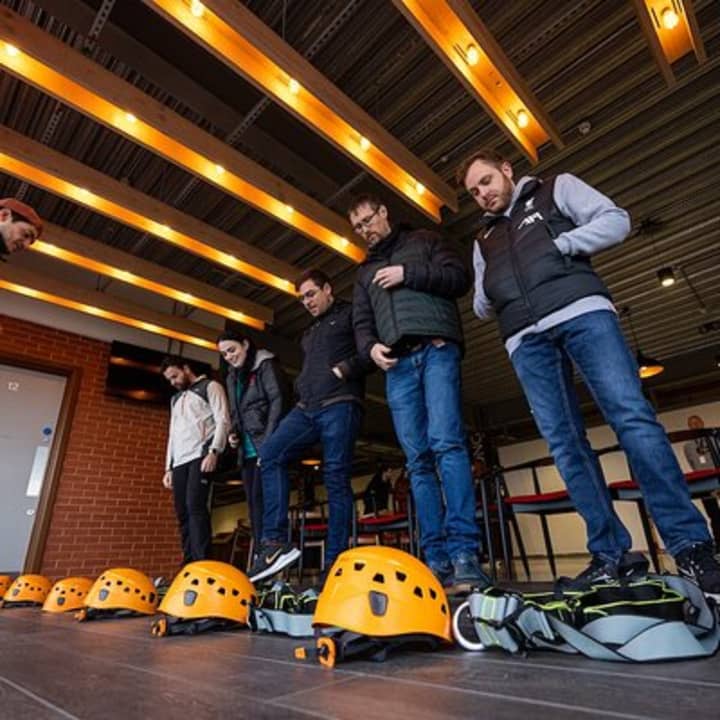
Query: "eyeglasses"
351 207 380 234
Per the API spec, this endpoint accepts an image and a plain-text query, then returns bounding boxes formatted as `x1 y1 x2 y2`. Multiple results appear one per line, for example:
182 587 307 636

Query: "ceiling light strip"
0 125 298 296
0 265 218 351
392 0 562 163
32 223 269 330
631 0 707 87
0 8 363 262
143 0 456 220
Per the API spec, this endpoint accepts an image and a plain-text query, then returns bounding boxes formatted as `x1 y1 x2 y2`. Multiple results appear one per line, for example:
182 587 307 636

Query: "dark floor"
1 602 720 720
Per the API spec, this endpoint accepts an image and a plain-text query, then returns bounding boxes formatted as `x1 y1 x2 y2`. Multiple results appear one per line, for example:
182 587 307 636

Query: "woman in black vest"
217 330 289 557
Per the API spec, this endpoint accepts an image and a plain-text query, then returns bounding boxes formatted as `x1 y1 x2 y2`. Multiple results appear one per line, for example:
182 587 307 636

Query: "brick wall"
0 313 182 580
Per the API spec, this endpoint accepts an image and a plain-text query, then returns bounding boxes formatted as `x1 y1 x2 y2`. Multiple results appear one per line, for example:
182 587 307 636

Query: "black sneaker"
451 552 492 593
248 541 301 583
675 542 720 600
427 560 454 589
617 551 650 580
558 555 620 591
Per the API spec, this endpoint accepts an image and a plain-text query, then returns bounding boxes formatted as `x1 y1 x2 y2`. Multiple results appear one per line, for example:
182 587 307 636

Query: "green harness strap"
250 582 321 638
454 575 719 662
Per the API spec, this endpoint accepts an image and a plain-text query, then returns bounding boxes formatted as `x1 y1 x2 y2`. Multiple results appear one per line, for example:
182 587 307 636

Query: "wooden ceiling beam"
0 6 363 262
143 0 456 220
392 0 563 163
0 124 299 296
33 221 272 329
0 262 220 351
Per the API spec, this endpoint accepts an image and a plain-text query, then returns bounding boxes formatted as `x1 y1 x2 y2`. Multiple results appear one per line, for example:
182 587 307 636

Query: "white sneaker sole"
249 548 301 583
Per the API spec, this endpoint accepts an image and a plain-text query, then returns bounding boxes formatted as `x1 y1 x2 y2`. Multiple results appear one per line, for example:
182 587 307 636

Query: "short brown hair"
347 193 383 218
455 149 508 187
295 268 332 292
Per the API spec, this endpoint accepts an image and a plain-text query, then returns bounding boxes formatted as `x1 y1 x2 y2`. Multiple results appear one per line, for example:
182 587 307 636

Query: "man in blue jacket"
458 149 720 597
350 194 489 593
249 269 371 583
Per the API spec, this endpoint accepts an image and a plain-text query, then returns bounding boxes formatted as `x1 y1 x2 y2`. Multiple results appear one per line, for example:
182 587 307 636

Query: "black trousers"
242 458 263 551
172 458 212 562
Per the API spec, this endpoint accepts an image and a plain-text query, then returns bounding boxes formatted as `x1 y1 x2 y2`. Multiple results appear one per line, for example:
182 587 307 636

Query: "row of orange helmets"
1 547 454 667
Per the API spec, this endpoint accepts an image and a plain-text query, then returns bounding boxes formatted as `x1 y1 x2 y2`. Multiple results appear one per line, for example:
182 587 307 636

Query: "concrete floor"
1 600 719 720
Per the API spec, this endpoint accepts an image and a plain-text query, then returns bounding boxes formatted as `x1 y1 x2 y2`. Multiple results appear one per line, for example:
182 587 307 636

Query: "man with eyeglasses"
248 269 371 584
0 198 42 258
349 194 490 593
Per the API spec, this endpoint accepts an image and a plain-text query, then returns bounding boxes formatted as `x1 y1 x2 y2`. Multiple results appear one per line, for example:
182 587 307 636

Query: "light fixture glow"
190 0 205 18
144 0 455 220
516 109 529 128
285 204 294 214
637 351 665 379
359 136 371 151
657 267 676 287
392 0 562 163
0 275 217 350
0 137 297 296
632 0 706 85
415 182 425 196
5 43 19 56
661 7 680 29
0 8 365 263
31 235 267 329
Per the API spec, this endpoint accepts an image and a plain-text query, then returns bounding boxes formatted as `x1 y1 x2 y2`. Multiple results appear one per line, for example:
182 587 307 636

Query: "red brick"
1 314 182 579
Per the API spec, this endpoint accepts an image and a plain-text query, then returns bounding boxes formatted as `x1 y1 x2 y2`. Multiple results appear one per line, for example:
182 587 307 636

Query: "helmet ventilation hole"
395 571 407 582
207 577 216 585
440 603 447 615
429 588 437 599
353 562 365 571
231 589 239 596
413 586 423 598
218 587 226 595
372 573 385 584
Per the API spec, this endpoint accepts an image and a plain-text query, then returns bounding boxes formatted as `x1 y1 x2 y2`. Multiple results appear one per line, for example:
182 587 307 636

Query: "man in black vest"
161 356 230 563
350 194 489 592
457 149 720 597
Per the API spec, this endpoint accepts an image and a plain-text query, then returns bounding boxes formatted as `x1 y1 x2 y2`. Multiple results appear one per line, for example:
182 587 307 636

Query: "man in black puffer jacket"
249 269 371 584
350 193 489 593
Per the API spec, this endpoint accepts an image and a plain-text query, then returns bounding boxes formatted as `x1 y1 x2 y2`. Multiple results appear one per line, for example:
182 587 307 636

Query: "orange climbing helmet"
43 577 94 613
0 575 12 597
152 561 257 636
295 547 452 667
78 568 158 620
1 574 52 607
314 546 452 642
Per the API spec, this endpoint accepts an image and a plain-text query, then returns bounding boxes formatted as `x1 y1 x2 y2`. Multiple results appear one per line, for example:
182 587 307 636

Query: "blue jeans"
511 310 710 560
259 402 362 568
386 341 479 566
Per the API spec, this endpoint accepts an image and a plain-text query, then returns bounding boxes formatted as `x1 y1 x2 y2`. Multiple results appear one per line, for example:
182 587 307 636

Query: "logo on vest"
517 211 543 230
524 197 535 211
